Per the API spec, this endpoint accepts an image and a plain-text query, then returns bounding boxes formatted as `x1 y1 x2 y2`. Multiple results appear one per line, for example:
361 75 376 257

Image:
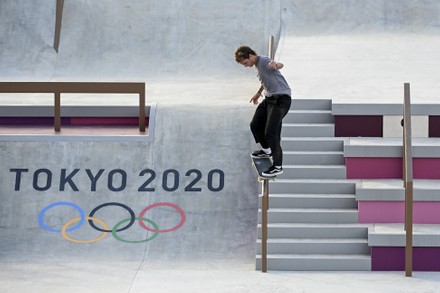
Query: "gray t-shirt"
255 56 291 97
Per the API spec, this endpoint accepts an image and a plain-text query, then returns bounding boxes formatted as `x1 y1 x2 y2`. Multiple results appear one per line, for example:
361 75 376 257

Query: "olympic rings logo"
38 201 186 244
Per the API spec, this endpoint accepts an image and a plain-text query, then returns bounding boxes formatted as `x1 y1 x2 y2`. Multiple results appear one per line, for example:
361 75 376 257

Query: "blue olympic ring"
38 202 85 232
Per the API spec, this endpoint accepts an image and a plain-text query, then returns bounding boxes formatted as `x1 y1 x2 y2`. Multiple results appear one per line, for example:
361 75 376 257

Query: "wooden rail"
0 82 146 132
402 82 413 277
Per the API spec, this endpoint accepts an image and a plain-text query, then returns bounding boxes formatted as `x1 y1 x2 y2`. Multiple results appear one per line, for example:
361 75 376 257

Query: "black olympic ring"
88 202 136 232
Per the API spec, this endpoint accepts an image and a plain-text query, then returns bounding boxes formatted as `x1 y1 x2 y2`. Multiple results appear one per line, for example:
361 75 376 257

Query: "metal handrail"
260 179 269 273
402 82 413 277
259 36 276 273
0 82 146 132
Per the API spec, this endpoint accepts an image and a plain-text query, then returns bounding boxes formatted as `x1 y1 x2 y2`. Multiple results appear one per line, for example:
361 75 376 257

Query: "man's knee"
265 132 278 144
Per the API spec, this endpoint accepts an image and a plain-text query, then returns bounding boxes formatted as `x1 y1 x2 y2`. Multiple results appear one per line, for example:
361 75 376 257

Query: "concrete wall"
0 0 272 265
3 0 440 268
283 0 440 35
0 0 283 81
0 103 258 265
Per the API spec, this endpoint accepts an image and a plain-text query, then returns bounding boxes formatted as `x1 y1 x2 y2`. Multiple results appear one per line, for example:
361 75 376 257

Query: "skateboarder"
235 45 291 177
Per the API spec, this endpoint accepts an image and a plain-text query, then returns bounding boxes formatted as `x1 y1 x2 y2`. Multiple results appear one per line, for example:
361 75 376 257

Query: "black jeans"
250 95 291 166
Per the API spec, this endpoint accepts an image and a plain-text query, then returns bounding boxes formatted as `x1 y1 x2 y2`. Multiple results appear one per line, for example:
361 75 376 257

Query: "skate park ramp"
2 1 440 292
278 0 440 103
0 0 281 105
0 0 281 268
2 0 440 104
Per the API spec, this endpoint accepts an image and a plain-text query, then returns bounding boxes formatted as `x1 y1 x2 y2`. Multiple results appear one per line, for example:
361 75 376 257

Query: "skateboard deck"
251 157 276 179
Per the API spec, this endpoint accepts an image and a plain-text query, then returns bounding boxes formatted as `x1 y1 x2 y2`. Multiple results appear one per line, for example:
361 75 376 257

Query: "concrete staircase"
256 99 371 271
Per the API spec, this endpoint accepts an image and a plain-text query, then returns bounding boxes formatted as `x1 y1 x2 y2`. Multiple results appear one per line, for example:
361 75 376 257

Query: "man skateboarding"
235 45 292 177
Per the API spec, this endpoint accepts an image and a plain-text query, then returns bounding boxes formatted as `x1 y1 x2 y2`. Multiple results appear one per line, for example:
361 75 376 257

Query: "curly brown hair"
234 46 257 62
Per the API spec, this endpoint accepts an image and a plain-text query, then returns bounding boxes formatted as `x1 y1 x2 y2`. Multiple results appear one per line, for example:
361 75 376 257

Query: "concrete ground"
2 0 440 292
1 261 440 293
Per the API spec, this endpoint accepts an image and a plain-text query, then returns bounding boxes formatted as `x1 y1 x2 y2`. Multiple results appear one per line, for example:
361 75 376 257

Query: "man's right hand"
249 93 260 105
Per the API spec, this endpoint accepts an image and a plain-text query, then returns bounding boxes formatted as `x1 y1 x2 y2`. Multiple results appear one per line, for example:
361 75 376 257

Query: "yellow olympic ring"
61 216 109 243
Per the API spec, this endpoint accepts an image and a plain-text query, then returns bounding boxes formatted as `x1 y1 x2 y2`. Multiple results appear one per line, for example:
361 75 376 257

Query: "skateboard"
251 156 276 180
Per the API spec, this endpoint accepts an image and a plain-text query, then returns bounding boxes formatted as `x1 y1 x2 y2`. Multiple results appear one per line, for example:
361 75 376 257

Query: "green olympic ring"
112 217 160 243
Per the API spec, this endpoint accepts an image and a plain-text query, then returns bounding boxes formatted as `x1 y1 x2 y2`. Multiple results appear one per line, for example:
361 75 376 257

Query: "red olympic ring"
138 202 186 233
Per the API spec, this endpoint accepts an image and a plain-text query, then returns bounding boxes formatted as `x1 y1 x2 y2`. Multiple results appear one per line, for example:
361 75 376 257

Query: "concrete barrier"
0 103 259 265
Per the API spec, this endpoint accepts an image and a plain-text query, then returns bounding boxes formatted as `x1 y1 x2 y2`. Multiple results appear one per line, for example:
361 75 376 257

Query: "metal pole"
54 0 64 52
139 84 146 132
268 36 274 59
54 92 61 132
405 181 413 277
403 119 406 190
403 82 413 277
261 179 269 273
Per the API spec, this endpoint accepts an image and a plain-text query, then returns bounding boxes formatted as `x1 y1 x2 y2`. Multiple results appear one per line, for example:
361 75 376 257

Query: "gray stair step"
284 110 334 124
256 238 370 255
257 223 368 239
270 179 356 194
281 165 346 179
283 151 344 165
261 194 357 209
256 254 372 271
281 138 344 151
282 123 335 137
255 98 372 272
291 99 332 111
259 208 359 224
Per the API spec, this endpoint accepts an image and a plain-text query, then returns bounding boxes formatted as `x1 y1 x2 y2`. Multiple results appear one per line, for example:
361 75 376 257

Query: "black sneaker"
262 166 283 177
251 150 271 159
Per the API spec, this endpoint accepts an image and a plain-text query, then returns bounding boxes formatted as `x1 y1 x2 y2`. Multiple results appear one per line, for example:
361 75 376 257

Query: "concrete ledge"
332 103 440 115
356 179 440 201
344 137 440 158
369 224 440 271
0 133 152 142
0 103 157 142
368 224 440 247
0 105 152 117
383 115 428 138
